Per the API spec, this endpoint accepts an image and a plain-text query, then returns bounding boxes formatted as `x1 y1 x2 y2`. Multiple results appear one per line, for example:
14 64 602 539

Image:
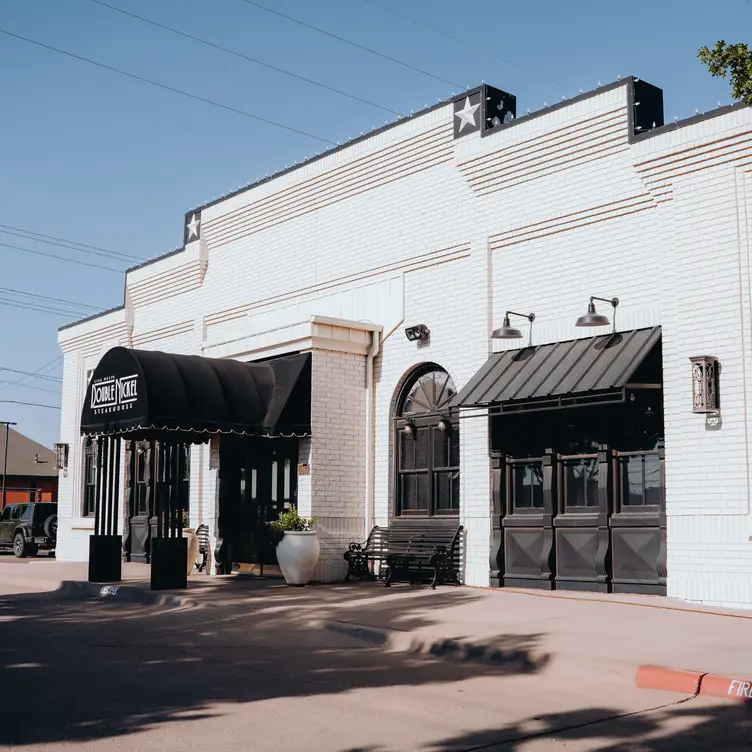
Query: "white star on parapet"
186 214 200 240
455 97 480 132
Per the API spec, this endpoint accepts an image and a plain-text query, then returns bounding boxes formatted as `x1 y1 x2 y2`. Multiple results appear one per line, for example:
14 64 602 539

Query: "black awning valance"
80 347 311 439
452 327 661 414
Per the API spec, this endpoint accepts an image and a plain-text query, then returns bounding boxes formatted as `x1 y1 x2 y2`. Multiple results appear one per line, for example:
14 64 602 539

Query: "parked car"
0 503 57 558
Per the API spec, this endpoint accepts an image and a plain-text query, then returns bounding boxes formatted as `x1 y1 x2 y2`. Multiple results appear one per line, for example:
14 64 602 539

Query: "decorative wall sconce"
491 311 535 340
53 443 69 477
403 422 415 437
405 324 430 342
437 418 448 432
689 355 719 413
575 296 619 330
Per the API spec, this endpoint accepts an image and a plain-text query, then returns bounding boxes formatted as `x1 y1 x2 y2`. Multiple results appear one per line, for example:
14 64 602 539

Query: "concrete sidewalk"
2 557 750 692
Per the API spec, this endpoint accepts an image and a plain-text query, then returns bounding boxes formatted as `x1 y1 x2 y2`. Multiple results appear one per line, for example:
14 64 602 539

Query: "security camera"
405 325 430 342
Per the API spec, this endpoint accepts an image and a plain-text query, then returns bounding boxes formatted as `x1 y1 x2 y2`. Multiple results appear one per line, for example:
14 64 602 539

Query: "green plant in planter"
268 506 317 546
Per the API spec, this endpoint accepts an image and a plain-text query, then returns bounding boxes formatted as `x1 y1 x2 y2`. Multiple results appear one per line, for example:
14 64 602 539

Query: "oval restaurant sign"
90 373 140 416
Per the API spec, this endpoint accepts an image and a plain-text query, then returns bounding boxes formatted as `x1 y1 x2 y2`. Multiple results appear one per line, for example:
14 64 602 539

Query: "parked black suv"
0 503 57 558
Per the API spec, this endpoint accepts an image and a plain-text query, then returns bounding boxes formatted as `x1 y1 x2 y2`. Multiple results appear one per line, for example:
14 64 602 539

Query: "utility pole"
1 421 17 510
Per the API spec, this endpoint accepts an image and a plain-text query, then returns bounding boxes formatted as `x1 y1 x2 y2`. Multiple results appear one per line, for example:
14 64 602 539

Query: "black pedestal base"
88 535 123 583
150 537 188 590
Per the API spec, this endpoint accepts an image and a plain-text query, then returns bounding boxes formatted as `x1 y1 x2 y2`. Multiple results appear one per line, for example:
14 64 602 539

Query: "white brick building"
56 77 752 609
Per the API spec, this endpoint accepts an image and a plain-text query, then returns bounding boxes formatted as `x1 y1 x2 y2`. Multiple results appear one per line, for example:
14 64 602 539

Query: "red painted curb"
636 665 704 695
700 673 752 702
637 665 752 702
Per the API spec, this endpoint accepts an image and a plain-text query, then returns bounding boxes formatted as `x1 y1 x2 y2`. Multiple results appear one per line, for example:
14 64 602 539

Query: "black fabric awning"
80 347 311 439
452 327 661 414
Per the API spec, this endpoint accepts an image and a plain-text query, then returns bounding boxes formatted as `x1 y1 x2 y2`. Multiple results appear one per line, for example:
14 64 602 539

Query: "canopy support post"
151 439 188 591
88 435 123 584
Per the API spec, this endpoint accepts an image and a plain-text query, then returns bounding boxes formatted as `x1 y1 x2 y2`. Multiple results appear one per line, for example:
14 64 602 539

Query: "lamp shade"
575 302 611 327
491 316 523 339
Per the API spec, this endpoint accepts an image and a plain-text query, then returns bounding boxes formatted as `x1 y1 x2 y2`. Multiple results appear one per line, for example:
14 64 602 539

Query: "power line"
360 0 577 93
0 224 141 263
0 240 125 272
0 287 103 311
0 400 61 410
0 379 60 396
238 0 462 89
0 367 62 383
0 28 336 145
90 0 403 117
0 356 63 397
0 300 86 317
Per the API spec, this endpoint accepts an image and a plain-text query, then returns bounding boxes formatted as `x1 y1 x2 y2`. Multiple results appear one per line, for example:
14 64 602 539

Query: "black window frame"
394 366 459 518
83 438 97 517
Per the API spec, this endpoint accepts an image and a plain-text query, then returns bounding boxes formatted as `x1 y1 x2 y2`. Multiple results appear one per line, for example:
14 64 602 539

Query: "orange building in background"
0 427 58 507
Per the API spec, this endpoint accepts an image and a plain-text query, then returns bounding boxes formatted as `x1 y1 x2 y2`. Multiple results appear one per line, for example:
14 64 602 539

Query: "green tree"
698 41 752 106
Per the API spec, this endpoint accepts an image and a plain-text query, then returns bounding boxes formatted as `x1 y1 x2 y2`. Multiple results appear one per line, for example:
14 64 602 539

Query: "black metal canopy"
452 327 661 414
80 347 311 439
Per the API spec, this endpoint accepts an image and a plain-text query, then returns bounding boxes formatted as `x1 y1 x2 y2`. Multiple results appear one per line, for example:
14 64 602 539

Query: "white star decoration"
455 96 480 132
186 214 200 240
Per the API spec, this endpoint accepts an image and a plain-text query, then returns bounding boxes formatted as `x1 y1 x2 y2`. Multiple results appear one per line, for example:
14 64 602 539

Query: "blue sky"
0 0 750 448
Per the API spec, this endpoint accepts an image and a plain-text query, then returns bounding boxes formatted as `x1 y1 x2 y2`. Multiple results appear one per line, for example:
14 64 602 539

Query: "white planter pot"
183 528 200 576
276 531 320 585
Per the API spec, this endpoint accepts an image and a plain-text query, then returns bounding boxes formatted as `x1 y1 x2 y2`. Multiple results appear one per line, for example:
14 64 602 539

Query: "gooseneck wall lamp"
575 296 619 330
491 311 536 340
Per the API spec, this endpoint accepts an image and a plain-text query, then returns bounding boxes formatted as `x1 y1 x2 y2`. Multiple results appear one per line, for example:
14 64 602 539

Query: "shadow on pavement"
0 580 548 747
408 700 752 750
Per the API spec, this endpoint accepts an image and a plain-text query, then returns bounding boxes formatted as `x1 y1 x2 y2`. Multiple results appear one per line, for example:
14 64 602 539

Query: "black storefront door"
491 390 667 595
127 442 152 563
219 437 298 570
126 442 190 563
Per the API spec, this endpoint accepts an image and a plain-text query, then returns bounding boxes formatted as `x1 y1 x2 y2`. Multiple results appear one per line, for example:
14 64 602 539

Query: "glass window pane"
624 456 643 506
182 445 191 481
137 447 147 483
644 454 662 506
433 428 448 468
21 506 33 521
401 475 417 511
433 470 460 512
584 460 599 507
400 431 415 470
415 474 429 511
137 486 148 515
400 473 429 513
513 464 542 509
531 465 544 508
450 433 459 467
240 468 247 500
401 370 457 415
565 463 585 507
271 461 278 502
284 458 291 500
251 468 257 500
415 428 430 469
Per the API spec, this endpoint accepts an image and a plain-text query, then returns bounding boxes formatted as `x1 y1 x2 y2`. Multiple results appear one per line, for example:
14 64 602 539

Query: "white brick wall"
56 80 752 607
310 349 366 581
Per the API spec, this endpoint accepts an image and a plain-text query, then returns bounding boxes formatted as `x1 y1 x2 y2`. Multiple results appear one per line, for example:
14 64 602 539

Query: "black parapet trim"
632 100 746 142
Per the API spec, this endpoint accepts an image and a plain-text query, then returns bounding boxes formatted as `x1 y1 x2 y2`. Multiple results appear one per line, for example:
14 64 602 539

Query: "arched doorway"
393 365 459 518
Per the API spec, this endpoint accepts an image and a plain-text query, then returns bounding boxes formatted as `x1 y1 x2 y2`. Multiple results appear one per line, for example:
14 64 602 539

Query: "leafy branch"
698 41 752 106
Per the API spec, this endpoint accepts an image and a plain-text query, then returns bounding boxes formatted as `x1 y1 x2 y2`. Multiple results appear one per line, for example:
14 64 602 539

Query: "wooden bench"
343 521 463 589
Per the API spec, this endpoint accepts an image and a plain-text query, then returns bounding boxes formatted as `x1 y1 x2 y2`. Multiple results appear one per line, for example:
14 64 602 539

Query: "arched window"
394 366 459 517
